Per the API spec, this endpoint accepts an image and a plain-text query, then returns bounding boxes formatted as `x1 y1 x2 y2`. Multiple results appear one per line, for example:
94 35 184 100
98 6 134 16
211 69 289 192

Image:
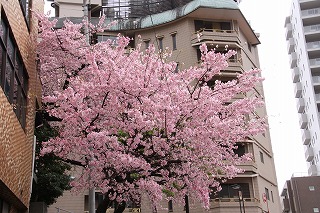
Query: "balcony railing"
289 52 297 68
310 58 320 67
301 129 311 145
301 8 320 17
294 82 302 98
296 98 305 113
312 76 320 83
191 29 240 46
315 93 320 101
210 197 261 210
308 164 318 176
292 67 300 83
211 197 259 203
287 38 295 54
307 41 320 50
304 24 320 34
305 147 314 161
299 113 308 129
285 23 293 40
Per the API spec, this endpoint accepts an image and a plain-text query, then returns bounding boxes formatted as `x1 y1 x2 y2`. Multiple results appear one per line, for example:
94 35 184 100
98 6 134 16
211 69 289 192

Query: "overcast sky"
240 0 308 190
44 0 308 193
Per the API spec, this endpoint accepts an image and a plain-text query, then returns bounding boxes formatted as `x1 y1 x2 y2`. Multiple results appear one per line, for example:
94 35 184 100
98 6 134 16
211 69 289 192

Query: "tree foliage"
36 14 266 210
31 118 72 205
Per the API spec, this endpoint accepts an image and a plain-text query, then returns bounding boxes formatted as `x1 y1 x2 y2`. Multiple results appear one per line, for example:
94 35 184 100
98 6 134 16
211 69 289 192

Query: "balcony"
285 23 293 40
191 29 241 47
299 113 308 129
313 76 320 90
296 98 305 113
294 82 302 98
315 94 320 104
292 67 300 83
300 0 320 10
307 41 320 58
310 58 320 74
301 8 320 25
308 164 318 176
210 197 261 211
305 147 314 161
304 24 320 41
287 38 295 54
238 161 258 173
289 52 297 68
301 129 311 145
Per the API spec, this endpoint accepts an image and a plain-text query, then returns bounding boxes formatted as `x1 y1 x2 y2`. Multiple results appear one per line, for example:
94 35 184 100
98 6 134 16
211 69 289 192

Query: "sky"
239 0 308 190
44 0 308 193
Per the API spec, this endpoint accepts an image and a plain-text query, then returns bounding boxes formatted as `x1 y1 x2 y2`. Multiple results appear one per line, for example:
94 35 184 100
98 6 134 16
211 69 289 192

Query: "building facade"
285 0 320 176
280 175 320 213
0 0 43 213
47 0 280 212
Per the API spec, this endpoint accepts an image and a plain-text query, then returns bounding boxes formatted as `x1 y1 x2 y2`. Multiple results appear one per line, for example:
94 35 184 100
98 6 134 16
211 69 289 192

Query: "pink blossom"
36 14 266 209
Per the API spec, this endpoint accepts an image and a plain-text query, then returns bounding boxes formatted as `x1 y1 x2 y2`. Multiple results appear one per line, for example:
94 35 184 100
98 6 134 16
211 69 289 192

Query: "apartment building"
285 0 320 176
280 175 320 213
47 0 281 212
0 0 43 213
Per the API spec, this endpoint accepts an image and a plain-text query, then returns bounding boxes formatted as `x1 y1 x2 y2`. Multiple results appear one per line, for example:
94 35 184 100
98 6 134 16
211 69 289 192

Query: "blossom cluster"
36 14 266 209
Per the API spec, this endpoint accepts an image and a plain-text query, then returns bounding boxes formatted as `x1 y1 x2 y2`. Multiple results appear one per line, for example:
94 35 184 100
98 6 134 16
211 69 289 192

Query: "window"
309 186 315 191
234 143 246 157
19 0 31 26
174 62 179 73
259 151 264 163
0 15 28 129
0 198 10 213
171 32 177 50
271 191 274 202
314 208 319 213
265 188 270 200
211 183 250 199
157 36 163 52
143 39 150 49
247 42 252 52
168 200 173 212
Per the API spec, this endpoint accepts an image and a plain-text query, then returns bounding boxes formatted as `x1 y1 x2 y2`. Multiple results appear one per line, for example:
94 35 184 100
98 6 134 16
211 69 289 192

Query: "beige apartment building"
46 0 281 212
0 0 43 213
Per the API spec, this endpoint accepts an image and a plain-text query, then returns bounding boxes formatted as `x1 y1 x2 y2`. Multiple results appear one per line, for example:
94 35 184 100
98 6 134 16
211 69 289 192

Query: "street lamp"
231 184 246 213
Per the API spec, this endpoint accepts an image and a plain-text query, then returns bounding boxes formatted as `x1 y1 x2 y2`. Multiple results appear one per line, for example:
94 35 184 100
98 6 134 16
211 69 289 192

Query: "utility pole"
83 1 95 212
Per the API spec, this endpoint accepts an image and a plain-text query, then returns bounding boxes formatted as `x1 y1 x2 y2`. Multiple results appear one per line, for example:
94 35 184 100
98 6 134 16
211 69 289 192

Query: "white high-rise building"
285 0 320 176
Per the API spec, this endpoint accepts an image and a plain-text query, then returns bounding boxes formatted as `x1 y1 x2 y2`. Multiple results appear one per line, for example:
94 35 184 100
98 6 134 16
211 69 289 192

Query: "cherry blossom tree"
36 14 266 212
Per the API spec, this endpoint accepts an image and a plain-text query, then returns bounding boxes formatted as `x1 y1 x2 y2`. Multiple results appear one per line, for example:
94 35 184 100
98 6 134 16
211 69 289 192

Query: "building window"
157 36 163 52
259 151 264 163
271 190 274 202
234 143 246 157
0 15 29 129
309 186 315 191
174 62 179 73
0 198 10 213
143 39 150 49
265 188 270 200
247 42 252 52
19 0 31 27
211 183 250 199
314 208 319 213
168 200 173 212
171 32 177 50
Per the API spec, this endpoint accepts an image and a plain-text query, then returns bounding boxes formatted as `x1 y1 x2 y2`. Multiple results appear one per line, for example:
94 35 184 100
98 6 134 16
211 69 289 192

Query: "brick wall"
0 0 43 212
